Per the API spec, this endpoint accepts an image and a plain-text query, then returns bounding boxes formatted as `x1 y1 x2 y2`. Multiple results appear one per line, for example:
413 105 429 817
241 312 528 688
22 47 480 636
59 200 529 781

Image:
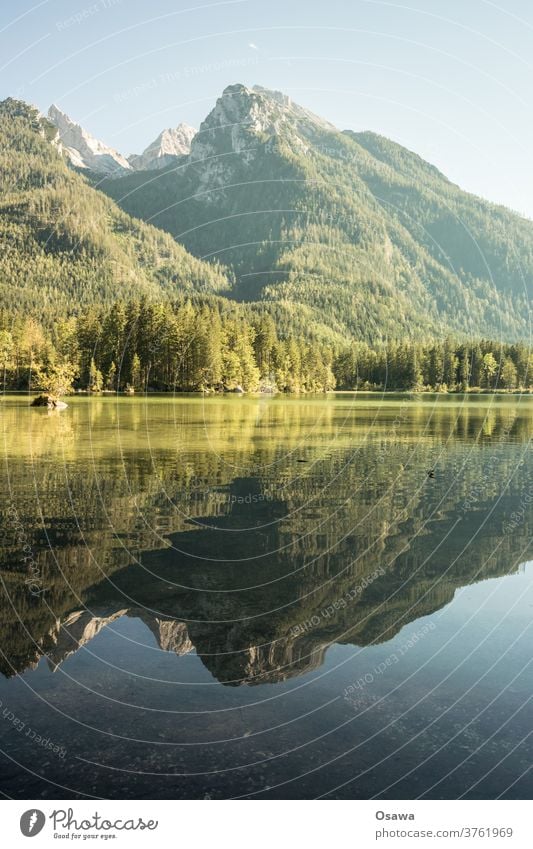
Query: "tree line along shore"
0 299 531 397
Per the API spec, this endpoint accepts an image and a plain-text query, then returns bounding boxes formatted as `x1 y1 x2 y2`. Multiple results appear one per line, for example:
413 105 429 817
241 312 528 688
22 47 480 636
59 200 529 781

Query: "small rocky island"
31 394 68 409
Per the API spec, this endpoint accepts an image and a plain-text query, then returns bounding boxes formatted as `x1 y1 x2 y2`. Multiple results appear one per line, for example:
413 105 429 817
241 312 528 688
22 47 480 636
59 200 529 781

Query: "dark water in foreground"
0 393 531 799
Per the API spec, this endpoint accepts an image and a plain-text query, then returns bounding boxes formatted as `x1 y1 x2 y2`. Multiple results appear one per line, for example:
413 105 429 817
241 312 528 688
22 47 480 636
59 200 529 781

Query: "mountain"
2 395 532 681
128 123 196 171
2 87 531 343
99 83 532 342
47 106 196 174
0 98 230 319
44 609 193 672
48 103 132 175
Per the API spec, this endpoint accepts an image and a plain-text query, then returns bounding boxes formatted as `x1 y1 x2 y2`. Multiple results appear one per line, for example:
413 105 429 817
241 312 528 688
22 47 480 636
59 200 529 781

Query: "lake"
0 393 531 799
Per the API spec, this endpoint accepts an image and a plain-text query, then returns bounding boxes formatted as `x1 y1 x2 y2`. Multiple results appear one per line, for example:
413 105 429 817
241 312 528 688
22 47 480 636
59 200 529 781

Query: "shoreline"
3 388 533 399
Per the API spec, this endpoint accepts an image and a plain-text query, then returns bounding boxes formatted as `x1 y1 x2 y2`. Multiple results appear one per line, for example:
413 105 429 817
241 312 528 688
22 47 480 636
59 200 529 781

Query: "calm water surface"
0 393 531 799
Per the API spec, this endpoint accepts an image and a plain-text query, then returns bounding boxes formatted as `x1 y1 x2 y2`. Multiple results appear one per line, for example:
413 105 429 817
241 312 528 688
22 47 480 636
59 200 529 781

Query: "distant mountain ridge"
128 123 196 171
47 105 196 175
48 103 133 175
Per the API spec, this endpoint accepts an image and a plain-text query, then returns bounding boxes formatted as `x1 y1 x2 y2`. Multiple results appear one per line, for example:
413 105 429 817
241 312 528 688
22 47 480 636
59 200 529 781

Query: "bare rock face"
190 83 336 161
139 615 194 654
46 609 129 670
47 104 132 175
186 83 337 201
128 124 196 171
44 609 193 671
237 636 328 685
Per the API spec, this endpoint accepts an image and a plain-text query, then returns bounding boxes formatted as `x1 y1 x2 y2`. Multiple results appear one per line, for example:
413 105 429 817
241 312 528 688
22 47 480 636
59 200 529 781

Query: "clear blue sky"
1 0 533 217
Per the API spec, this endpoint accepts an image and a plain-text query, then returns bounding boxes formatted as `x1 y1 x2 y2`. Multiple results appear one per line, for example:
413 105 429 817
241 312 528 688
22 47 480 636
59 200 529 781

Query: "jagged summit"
252 84 337 130
45 609 194 672
189 82 337 163
48 103 132 175
47 104 196 175
252 84 292 106
45 85 336 176
128 123 196 171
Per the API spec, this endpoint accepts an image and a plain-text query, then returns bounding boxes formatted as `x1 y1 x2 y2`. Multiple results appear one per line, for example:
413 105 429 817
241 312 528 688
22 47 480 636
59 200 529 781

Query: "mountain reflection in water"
0 394 531 799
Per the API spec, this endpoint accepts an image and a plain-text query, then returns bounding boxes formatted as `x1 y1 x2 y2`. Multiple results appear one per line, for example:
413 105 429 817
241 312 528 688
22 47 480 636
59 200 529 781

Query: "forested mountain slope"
0 98 230 322
100 84 531 342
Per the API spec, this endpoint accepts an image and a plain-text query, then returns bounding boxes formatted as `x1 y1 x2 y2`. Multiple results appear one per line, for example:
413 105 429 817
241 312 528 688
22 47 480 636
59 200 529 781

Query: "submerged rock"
31 394 68 409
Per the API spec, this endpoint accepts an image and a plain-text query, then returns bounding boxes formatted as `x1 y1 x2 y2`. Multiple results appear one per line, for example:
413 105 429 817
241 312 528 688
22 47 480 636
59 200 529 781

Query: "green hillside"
348 130 532 301
0 98 230 322
100 84 531 342
1 89 531 345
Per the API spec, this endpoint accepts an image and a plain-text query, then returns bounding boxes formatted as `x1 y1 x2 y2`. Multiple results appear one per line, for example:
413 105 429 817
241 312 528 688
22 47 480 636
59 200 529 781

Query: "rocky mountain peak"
189 82 338 164
128 122 196 171
44 608 194 671
252 84 292 108
47 104 132 175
